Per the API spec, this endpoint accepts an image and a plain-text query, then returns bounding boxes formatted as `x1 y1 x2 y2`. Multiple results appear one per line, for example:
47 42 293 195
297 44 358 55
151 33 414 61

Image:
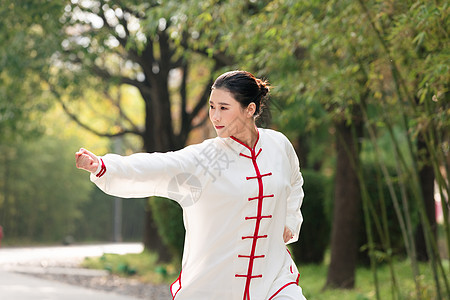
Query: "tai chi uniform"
90 128 306 300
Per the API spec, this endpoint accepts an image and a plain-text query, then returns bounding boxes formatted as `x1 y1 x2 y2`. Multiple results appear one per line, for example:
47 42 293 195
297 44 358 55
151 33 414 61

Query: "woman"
76 70 306 300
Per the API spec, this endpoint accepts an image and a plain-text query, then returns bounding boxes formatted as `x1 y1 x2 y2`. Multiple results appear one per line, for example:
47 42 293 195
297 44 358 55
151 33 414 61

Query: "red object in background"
0 225 3 247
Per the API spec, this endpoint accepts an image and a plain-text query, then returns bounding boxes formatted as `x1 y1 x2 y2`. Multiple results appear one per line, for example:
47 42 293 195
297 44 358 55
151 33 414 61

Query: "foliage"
0 2 69 244
73 188 146 242
72 188 113 242
0 89 146 245
0 1 64 143
0 132 91 242
41 0 230 147
290 169 331 264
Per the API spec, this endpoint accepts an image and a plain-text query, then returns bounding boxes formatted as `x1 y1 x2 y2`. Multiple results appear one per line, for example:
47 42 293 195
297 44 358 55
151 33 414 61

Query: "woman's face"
209 88 250 138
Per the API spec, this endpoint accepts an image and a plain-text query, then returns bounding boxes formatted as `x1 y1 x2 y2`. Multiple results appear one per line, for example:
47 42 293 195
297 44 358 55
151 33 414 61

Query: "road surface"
0 243 147 300
0 243 144 266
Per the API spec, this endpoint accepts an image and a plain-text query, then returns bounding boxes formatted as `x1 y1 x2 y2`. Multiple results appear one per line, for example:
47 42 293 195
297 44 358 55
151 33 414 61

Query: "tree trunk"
139 67 179 261
325 120 362 289
295 133 323 171
415 134 437 261
295 134 309 170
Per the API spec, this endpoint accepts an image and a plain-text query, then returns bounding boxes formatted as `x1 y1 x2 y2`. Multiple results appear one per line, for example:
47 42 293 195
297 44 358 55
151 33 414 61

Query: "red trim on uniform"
96 158 106 178
232 130 276 300
268 254 301 300
268 282 298 300
230 130 260 151
268 249 301 299
170 271 182 299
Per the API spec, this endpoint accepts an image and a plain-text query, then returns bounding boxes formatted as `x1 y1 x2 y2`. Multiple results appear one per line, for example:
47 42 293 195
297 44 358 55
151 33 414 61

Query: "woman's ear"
247 102 257 118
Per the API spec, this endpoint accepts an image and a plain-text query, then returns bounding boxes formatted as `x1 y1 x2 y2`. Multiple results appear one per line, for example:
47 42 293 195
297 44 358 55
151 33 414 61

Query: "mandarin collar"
218 128 262 158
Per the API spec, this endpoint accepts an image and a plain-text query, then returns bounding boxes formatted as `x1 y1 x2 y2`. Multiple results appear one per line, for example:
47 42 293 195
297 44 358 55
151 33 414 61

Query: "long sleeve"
90 145 201 205
284 139 304 245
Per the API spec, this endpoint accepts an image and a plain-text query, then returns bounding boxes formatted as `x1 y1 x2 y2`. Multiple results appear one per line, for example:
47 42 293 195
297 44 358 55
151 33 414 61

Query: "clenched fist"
283 226 294 243
75 148 99 173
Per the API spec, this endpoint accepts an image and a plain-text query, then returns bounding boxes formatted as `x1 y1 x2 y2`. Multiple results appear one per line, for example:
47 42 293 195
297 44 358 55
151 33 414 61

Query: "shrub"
290 169 331 264
150 196 185 260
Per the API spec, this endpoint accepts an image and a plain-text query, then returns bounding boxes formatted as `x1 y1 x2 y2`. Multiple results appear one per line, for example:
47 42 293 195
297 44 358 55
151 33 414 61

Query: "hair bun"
256 78 270 98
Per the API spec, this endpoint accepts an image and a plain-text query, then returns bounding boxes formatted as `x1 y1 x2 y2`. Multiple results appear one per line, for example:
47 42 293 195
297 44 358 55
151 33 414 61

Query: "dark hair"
211 70 270 117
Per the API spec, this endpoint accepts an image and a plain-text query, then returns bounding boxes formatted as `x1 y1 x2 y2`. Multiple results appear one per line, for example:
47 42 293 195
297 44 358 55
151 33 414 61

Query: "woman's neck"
232 124 258 149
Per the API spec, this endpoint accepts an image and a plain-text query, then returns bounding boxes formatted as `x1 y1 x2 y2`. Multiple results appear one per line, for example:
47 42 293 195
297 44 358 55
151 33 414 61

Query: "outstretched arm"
75 148 99 173
76 143 203 204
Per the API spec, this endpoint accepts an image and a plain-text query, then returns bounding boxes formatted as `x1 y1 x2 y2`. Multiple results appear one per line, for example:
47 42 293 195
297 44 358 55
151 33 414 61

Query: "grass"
81 250 180 285
300 259 448 300
82 251 449 299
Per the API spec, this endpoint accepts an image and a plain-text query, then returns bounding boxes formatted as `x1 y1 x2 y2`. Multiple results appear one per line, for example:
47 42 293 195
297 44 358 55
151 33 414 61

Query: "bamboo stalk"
361 104 412 300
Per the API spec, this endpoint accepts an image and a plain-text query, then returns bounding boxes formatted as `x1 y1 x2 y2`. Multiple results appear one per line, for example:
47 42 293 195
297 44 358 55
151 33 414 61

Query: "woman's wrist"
94 158 106 177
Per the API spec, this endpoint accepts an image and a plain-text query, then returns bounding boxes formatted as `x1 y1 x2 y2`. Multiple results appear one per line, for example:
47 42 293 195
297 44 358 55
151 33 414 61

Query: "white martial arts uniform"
91 128 306 300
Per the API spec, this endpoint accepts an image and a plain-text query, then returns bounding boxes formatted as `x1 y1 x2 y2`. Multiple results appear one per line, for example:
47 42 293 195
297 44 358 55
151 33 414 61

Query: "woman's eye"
220 106 227 110
210 105 215 109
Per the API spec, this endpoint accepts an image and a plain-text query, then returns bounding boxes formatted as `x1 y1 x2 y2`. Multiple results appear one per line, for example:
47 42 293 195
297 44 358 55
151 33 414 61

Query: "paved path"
0 243 146 300
0 269 142 300
0 243 144 266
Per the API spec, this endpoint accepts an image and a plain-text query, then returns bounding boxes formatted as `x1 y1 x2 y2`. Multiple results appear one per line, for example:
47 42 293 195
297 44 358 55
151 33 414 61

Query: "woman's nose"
212 109 221 121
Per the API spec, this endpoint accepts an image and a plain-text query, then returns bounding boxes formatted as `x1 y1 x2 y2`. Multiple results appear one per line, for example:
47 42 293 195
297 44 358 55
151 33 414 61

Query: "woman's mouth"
215 125 225 130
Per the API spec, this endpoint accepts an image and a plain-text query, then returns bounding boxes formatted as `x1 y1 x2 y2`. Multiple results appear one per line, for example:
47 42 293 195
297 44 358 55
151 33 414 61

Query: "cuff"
95 158 106 178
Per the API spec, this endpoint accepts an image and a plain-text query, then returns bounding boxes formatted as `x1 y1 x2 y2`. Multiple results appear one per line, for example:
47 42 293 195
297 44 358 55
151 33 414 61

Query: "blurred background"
0 0 448 299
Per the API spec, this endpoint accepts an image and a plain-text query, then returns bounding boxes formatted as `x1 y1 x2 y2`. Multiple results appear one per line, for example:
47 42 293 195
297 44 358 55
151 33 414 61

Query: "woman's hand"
283 226 294 243
75 148 99 173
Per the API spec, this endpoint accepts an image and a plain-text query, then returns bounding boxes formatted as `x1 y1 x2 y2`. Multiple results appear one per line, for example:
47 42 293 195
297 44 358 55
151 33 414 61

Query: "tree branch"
181 38 235 67
61 99 141 138
45 79 142 138
103 89 141 133
157 28 173 75
189 77 213 125
89 63 152 95
178 31 235 69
